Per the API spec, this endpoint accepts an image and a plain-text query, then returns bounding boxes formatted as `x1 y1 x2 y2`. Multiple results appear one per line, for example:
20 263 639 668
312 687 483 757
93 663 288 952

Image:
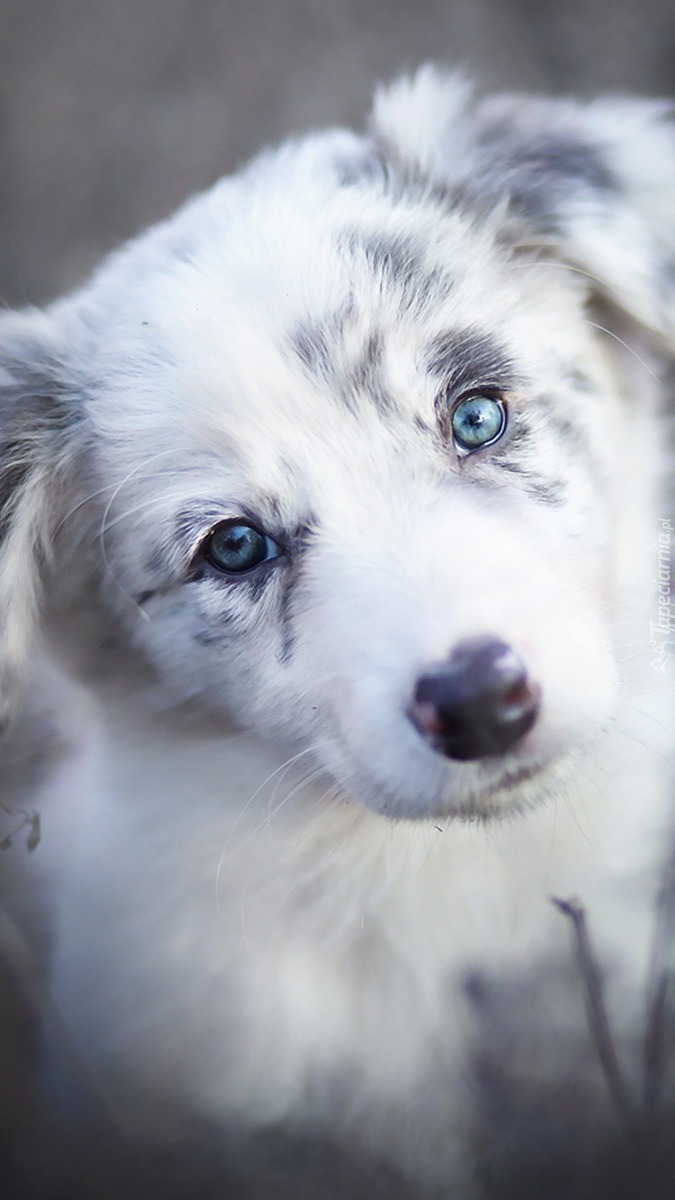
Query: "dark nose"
409 636 540 761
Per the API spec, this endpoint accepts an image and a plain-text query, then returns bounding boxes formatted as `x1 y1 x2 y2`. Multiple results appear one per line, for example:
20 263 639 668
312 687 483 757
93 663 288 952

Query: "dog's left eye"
451 393 507 453
203 521 282 575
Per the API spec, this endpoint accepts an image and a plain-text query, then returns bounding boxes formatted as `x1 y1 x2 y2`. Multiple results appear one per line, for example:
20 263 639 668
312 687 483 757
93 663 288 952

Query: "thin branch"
552 895 638 1132
643 856 675 1113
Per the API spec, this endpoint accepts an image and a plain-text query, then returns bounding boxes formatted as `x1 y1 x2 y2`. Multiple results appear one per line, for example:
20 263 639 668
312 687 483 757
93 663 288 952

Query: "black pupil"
209 524 266 573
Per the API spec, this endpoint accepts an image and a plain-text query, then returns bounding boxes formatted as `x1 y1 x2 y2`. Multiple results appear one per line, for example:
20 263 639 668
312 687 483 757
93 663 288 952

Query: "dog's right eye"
202 521 282 575
451 392 507 454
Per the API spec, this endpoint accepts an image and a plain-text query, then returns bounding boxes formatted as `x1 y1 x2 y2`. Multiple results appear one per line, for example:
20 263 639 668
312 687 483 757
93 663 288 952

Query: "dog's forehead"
141 201 556 419
84 132 589 491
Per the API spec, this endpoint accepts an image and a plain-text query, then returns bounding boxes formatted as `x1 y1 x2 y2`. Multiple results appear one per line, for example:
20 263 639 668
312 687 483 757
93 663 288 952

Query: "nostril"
501 682 529 707
411 700 445 740
409 636 540 762
498 677 538 719
412 700 468 742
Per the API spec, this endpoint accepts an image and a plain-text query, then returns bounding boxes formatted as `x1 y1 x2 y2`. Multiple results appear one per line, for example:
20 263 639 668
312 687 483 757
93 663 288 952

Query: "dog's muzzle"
408 635 540 761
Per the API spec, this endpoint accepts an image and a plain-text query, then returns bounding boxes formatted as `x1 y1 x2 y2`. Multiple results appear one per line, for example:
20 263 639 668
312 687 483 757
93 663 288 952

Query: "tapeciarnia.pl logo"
650 517 673 676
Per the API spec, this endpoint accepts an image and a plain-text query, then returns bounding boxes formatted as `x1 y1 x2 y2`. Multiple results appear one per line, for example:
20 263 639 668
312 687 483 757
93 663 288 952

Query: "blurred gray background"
1 0 674 308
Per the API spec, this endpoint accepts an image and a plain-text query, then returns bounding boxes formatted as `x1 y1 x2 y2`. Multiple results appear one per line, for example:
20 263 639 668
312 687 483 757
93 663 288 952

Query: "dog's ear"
0 309 81 726
371 68 675 346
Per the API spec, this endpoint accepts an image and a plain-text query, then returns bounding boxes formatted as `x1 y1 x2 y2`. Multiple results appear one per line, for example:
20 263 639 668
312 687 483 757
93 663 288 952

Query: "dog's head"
1 70 673 819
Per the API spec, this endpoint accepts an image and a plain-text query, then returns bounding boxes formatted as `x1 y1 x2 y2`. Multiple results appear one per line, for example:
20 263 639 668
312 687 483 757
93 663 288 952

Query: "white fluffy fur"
1 69 674 1191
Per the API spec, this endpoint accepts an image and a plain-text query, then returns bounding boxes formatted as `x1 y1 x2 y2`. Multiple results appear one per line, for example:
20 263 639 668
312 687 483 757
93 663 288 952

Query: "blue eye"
204 521 281 575
451 393 507 452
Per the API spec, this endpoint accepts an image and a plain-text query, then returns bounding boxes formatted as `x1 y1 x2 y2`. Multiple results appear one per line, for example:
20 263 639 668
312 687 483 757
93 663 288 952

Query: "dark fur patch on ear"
0 313 83 722
373 73 675 338
485 131 617 233
0 349 80 542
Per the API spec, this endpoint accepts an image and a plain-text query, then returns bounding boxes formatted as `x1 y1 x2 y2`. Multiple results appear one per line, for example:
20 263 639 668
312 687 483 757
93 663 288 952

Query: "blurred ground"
1 0 674 307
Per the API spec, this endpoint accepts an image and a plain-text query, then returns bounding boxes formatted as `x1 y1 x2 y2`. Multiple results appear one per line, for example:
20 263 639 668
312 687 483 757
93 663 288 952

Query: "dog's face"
1 71 673 820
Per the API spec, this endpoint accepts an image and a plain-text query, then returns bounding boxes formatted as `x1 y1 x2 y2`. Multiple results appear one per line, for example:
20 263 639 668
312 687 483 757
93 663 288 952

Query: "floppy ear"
0 309 80 726
371 68 675 346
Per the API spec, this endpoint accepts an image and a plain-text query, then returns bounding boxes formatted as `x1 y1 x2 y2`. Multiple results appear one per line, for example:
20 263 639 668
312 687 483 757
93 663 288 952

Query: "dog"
1 68 674 1194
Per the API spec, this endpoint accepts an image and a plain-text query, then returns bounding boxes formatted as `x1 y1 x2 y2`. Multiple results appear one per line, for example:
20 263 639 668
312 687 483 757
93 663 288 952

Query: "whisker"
262 763 331 838
214 743 329 909
582 319 661 382
56 449 179 538
96 451 181 621
95 492 175 540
